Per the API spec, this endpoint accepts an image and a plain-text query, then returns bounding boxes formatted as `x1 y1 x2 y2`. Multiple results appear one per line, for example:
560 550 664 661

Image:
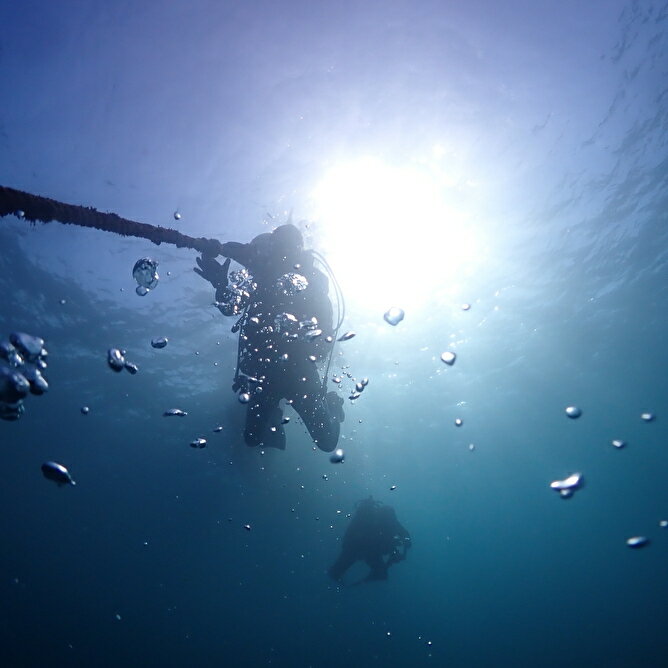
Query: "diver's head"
249 232 274 262
272 224 303 260
357 496 376 511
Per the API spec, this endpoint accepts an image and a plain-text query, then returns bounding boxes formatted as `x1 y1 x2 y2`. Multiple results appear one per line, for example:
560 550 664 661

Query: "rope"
0 185 223 257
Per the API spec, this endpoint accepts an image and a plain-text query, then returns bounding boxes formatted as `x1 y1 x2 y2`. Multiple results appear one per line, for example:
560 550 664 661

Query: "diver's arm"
194 256 247 317
394 522 412 556
221 241 252 268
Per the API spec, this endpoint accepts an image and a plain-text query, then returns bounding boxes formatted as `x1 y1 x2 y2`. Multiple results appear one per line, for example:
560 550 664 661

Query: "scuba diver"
329 497 412 584
194 223 345 452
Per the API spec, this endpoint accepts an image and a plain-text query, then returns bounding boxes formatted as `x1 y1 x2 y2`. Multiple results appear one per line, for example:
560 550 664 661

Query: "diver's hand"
194 256 231 290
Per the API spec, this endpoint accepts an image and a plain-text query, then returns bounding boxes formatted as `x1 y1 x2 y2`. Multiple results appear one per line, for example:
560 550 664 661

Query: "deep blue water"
1 1 668 666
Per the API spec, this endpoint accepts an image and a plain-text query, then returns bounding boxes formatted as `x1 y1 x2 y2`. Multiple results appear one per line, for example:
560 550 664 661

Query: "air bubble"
41 461 76 486
383 307 405 326
164 408 187 417
107 348 125 372
626 536 649 549
132 258 159 291
440 351 456 365
550 472 583 493
330 448 345 463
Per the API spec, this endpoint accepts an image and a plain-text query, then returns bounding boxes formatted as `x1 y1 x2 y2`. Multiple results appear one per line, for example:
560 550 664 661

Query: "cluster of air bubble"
107 348 139 374
0 332 49 421
274 312 300 338
216 268 256 316
349 377 369 401
132 258 159 296
298 316 322 341
275 272 308 296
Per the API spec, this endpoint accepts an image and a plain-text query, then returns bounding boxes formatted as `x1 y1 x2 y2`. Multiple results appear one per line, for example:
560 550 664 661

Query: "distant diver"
329 497 411 584
194 223 345 451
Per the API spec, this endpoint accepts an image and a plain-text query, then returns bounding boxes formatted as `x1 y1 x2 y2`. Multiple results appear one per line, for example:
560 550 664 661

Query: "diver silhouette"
194 223 344 451
329 497 411 584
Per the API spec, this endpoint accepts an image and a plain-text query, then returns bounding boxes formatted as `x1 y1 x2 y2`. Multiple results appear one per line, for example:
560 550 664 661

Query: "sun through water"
309 154 484 319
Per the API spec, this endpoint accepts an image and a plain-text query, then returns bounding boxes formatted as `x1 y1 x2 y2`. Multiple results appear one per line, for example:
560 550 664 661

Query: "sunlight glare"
310 157 481 315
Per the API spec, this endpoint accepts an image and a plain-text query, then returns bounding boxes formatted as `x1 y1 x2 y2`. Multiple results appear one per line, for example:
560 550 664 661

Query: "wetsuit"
213 225 343 451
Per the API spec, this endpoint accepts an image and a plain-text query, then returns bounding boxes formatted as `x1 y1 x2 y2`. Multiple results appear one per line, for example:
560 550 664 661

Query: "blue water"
2 1 668 666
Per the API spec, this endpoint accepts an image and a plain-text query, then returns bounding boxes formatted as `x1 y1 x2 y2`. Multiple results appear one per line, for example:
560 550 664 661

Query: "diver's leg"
292 393 340 452
328 549 358 581
291 368 343 452
243 392 286 449
364 553 389 581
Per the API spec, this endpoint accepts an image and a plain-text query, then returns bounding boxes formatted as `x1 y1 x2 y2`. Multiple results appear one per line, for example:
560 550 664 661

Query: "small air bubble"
330 448 345 463
383 307 405 326
626 536 649 548
565 406 582 419
440 351 456 366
